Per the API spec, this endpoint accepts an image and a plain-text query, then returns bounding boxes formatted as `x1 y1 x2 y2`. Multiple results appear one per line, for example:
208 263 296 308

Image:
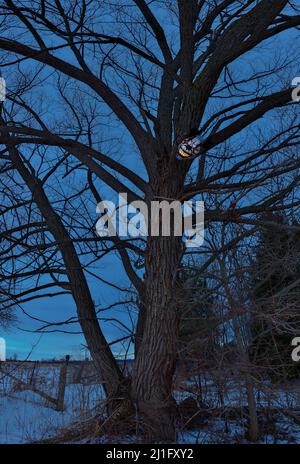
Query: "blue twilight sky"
3 246 139 360
1 5 299 360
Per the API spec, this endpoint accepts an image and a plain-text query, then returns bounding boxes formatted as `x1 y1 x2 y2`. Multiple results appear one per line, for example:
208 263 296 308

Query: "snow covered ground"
175 374 300 444
1 363 300 444
0 363 104 443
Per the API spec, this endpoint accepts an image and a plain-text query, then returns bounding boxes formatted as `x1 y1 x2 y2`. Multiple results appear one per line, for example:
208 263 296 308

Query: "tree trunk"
231 315 259 441
135 298 146 359
10 148 124 407
132 166 184 442
220 260 260 441
245 374 259 442
132 235 182 442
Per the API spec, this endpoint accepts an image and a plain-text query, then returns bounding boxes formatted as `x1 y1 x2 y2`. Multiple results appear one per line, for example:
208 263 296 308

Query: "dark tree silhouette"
249 213 300 381
0 0 300 441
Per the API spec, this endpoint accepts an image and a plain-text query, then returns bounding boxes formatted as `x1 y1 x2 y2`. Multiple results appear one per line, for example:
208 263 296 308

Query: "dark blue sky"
3 250 137 360
1 6 299 361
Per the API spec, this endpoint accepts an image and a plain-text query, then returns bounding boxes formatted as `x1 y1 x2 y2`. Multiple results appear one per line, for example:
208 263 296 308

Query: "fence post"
56 355 70 411
74 361 85 384
29 362 37 386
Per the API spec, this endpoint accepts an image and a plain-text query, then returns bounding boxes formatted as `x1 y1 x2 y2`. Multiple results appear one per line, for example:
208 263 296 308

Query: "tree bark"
132 236 182 442
135 299 146 359
132 166 184 442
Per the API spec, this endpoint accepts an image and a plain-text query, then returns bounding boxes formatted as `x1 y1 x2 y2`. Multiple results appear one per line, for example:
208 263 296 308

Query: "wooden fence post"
56 355 70 412
29 362 37 386
73 361 85 384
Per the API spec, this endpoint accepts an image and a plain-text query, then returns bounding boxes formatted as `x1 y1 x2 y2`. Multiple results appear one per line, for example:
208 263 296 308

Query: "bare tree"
0 0 300 441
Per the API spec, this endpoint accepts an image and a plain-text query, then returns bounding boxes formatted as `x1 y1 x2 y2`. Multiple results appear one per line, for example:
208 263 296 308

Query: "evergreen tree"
178 269 216 362
249 213 300 381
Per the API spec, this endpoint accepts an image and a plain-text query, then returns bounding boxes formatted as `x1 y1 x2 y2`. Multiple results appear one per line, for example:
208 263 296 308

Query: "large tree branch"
0 38 153 161
132 0 172 63
193 0 240 44
0 125 146 202
178 0 289 133
204 88 293 149
2 131 124 394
